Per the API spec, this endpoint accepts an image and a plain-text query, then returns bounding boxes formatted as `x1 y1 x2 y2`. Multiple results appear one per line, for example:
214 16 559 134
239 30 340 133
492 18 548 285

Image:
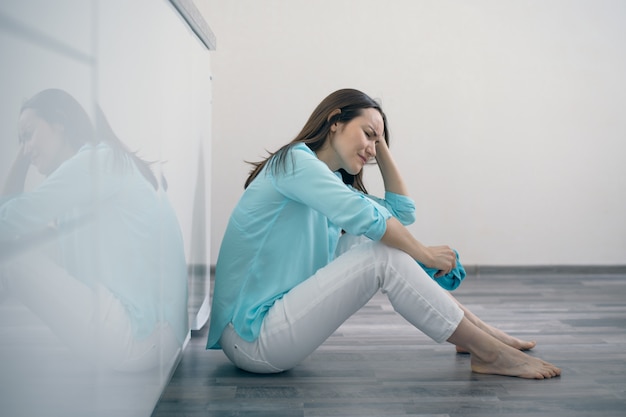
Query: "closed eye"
365 129 378 139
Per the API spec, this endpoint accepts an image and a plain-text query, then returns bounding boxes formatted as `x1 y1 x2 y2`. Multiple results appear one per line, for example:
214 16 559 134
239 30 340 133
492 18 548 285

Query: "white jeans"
220 235 464 373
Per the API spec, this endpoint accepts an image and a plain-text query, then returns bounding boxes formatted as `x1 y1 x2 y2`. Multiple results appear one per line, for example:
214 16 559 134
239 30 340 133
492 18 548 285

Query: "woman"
0 89 188 372
207 88 560 379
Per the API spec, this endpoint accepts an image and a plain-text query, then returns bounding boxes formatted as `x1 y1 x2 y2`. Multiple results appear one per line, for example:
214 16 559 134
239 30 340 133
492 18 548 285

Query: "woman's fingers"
430 245 456 275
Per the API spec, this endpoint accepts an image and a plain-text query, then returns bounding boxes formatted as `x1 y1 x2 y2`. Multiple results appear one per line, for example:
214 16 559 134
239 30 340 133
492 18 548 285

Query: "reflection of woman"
0 89 188 371
208 89 560 379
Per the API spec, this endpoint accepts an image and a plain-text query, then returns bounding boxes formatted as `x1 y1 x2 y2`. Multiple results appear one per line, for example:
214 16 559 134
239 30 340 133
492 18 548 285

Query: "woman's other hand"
427 245 456 277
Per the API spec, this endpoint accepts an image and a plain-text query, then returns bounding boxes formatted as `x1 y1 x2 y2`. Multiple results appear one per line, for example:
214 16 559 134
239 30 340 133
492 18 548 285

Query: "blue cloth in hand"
418 249 466 291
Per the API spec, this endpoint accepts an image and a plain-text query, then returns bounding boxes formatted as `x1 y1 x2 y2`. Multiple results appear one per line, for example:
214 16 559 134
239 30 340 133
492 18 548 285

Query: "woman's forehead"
360 108 384 136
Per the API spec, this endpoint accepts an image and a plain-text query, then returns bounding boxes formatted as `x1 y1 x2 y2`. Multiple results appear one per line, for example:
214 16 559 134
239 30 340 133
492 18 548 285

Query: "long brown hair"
244 88 389 193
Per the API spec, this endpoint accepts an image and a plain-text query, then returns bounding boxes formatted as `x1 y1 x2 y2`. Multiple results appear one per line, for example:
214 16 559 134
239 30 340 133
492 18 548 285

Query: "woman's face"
18 108 75 176
318 107 384 175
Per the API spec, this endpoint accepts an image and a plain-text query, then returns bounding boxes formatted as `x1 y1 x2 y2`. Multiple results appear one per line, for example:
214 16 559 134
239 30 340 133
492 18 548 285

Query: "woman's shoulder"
267 142 318 173
291 142 313 154
284 142 317 162
290 142 327 165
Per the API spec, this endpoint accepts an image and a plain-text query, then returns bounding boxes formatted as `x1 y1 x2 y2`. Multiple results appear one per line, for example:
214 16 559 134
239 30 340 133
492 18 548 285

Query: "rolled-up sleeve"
366 191 416 226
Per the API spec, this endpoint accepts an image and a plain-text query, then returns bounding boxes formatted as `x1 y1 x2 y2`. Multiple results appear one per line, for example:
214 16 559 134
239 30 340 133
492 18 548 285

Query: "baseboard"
464 264 626 275
205 264 626 276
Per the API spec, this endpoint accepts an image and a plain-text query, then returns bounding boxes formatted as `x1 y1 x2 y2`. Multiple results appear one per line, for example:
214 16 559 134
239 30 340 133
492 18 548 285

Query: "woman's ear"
327 108 341 132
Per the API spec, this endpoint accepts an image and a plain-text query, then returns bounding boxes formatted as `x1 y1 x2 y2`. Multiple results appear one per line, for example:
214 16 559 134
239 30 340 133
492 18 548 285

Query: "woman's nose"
366 143 376 158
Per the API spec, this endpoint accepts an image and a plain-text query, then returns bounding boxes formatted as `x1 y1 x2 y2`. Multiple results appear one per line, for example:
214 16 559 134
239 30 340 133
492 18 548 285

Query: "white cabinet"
0 1 214 415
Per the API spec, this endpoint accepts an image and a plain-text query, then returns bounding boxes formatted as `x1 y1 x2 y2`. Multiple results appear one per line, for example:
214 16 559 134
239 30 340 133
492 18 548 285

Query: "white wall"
198 0 626 266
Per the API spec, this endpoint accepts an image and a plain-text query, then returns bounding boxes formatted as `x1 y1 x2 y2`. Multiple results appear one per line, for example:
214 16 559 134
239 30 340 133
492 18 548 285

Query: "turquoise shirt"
0 143 189 343
207 143 416 349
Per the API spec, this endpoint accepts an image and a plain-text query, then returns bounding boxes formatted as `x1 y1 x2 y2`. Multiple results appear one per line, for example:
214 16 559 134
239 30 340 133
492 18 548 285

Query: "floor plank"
152 271 626 417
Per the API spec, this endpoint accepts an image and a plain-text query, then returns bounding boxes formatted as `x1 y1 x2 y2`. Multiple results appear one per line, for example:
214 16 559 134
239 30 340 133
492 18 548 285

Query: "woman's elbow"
397 212 416 226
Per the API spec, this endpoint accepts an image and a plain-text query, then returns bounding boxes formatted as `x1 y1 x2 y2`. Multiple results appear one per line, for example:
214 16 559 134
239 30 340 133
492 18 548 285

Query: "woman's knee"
365 240 419 274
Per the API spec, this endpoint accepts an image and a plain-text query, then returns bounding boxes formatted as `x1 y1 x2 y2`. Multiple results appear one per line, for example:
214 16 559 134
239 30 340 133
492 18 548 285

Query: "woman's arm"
2 145 30 196
375 138 408 196
381 216 456 276
374 139 454 273
0 144 124 241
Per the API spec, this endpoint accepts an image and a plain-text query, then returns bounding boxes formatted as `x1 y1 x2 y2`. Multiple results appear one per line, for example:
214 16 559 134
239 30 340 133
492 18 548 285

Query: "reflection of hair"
21 88 95 150
244 88 389 194
21 89 159 190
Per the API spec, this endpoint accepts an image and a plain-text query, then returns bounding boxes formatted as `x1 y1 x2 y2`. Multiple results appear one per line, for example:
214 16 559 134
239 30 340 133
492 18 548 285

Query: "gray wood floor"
152 270 626 417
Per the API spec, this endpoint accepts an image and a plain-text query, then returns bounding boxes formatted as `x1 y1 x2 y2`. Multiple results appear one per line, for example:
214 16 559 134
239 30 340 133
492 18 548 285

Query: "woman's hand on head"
373 137 410 196
374 136 390 158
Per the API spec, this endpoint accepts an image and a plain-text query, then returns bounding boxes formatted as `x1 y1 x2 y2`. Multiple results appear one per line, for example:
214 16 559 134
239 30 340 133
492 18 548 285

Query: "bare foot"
470 344 561 379
447 295 536 353
447 316 560 379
